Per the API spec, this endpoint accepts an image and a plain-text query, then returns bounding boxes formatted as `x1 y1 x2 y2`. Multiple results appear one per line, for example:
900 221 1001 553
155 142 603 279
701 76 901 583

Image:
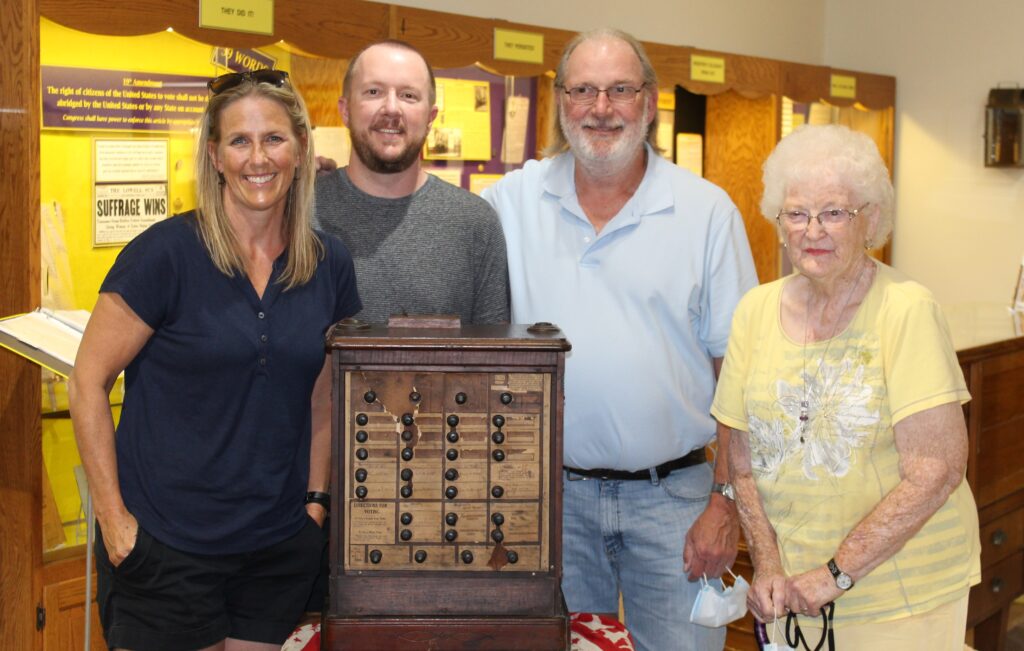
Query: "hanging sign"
691 55 726 84
494 29 544 65
199 0 274 36
211 47 277 72
830 74 857 99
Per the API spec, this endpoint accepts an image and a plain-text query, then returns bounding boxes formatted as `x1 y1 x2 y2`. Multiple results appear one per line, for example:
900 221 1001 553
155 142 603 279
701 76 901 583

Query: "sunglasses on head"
207 69 290 95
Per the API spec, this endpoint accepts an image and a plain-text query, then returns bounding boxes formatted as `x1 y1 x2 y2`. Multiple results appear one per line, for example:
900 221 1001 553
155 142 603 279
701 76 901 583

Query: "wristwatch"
827 558 854 590
710 482 735 501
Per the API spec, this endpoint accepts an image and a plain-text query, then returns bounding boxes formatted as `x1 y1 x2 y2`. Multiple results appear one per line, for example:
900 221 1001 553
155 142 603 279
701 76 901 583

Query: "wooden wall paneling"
833 104 894 264
290 54 348 128
834 105 894 171
41 557 105 651
974 350 1024 508
38 0 896 111
39 0 391 58
644 43 695 93
781 61 831 106
39 0 202 38
723 53 782 99
274 0 390 59
535 75 556 158
965 361 983 491
679 50 781 100
704 92 781 283
391 6 573 77
782 62 895 111
42 576 105 651
650 48 780 100
832 68 896 111
1 0 42 648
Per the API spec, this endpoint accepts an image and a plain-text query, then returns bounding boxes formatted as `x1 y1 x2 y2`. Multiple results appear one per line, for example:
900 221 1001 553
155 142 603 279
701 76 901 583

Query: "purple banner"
42 66 211 132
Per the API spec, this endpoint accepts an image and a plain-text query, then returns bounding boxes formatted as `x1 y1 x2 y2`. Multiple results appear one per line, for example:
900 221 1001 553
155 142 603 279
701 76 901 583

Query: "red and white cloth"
283 613 635 651
282 622 320 651
569 612 636 650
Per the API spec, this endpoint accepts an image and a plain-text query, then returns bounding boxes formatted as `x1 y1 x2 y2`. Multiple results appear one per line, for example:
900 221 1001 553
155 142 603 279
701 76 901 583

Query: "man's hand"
682 494 739 579
100 511 139 567
315 155 338 176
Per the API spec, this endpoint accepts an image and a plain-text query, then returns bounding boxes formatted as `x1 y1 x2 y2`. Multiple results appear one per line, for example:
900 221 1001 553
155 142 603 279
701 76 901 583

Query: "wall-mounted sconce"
985 87 1024 167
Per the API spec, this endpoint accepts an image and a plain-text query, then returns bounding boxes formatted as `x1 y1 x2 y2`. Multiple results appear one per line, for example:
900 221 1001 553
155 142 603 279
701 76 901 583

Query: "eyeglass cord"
785 601 835 651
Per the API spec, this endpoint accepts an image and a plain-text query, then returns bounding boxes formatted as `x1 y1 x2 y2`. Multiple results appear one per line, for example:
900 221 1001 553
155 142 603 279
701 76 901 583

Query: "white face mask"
688 568 750 628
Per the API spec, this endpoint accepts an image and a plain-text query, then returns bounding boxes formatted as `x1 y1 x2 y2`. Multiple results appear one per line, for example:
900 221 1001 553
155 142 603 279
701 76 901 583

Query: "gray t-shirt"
314 169 509 324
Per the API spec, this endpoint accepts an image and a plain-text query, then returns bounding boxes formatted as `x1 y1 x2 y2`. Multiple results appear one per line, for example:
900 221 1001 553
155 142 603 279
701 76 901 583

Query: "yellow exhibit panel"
425 78 492 161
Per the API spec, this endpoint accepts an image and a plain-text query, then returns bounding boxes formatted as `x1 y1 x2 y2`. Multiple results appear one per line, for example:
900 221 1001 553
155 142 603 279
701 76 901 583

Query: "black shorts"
94 517 323 651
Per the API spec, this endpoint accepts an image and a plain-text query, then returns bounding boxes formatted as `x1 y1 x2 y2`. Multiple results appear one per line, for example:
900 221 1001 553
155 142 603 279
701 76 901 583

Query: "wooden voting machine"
324 317 571 650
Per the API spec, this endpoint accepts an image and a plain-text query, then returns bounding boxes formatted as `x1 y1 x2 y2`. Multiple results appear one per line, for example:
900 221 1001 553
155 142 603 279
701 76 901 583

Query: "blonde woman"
69 70 360 650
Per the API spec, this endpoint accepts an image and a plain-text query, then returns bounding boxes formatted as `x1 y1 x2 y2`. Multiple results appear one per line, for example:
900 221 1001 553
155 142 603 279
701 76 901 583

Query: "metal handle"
992 577 1005 593
991 529 1008 546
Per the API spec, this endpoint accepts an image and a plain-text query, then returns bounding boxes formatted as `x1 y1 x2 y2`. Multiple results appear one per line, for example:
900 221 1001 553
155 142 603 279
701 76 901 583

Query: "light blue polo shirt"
483 146 757 471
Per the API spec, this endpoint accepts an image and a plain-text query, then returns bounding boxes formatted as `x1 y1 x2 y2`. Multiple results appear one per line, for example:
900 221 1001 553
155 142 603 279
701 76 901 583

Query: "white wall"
825 0 1024 305
378 0 826 65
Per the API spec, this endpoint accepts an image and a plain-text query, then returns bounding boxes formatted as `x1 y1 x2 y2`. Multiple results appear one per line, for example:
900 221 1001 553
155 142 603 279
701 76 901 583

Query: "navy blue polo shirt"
101 212 361 554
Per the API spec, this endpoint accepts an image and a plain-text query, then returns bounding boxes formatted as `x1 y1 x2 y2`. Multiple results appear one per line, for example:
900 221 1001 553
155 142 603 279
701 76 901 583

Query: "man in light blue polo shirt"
482 28 757 651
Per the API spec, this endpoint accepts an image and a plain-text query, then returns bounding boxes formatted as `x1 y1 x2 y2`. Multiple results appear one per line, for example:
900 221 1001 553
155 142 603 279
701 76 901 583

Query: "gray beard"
350 131 426 174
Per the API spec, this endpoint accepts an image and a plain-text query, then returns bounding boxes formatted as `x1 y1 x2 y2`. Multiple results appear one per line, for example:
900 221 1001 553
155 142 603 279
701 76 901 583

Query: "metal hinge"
36 605 45 630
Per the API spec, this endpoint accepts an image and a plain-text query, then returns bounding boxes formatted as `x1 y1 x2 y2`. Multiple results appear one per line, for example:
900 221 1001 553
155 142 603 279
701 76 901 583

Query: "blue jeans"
562 463 725 651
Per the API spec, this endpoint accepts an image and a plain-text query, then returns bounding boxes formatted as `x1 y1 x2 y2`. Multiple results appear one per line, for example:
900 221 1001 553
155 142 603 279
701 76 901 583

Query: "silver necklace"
798 261 870 443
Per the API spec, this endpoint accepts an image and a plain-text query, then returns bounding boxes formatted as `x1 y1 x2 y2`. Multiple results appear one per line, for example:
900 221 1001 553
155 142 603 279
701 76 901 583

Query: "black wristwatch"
827 558 854 590
305 491 330 511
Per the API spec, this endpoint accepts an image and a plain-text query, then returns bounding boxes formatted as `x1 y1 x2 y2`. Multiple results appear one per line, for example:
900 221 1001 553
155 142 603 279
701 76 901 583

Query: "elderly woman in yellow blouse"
710 124 980 649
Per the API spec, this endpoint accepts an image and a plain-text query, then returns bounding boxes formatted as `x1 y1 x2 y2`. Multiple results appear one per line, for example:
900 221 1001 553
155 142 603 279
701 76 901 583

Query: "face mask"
688 568 750 628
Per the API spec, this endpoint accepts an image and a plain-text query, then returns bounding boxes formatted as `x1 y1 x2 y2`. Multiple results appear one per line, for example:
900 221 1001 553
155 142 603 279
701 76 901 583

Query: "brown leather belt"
564 447 707 480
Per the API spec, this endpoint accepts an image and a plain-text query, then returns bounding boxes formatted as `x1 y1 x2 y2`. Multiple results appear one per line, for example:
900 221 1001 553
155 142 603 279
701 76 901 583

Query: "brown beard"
349 128 427 174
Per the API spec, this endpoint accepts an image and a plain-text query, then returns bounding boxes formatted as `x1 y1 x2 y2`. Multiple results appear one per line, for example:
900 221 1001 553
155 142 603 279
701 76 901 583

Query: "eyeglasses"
561 83 646 105
785 602 834 651
776 203 868 230
207 69 290 95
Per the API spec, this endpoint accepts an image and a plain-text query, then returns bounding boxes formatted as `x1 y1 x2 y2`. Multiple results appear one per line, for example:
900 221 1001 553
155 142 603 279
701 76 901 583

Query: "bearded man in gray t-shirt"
314 40 508 325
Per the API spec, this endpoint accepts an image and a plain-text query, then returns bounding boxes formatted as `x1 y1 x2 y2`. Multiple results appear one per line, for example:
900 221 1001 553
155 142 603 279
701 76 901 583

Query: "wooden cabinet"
956 307 1024 651
323 321 571 650
41 556 105 651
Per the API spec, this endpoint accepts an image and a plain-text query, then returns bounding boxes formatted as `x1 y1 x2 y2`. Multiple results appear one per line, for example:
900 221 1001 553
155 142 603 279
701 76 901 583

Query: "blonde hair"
194 76 322 290
545 28 660 157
